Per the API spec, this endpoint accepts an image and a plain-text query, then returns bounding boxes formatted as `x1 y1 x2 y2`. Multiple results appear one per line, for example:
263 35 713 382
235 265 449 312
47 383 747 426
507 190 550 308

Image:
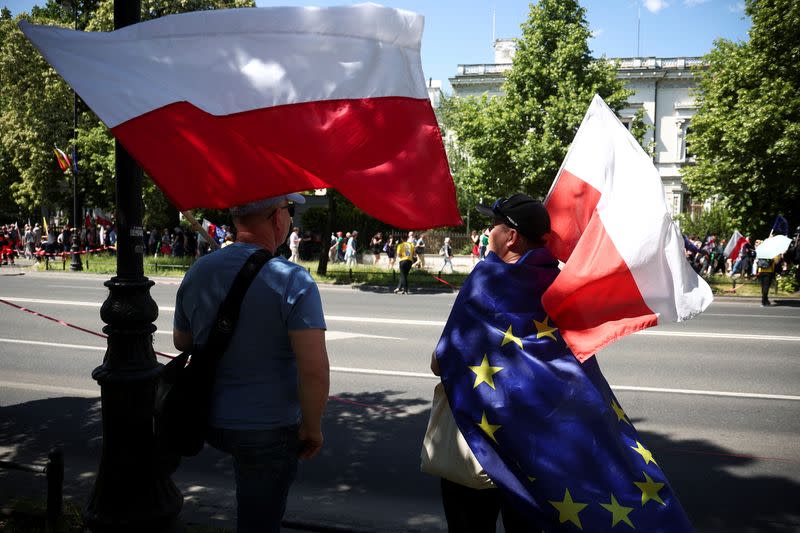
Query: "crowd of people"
0 221 118 264
684 231 799 279
684 228 800 306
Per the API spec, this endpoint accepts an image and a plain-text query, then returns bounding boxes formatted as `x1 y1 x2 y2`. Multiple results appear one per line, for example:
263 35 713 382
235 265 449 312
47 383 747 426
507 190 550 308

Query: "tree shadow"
1 396 798 532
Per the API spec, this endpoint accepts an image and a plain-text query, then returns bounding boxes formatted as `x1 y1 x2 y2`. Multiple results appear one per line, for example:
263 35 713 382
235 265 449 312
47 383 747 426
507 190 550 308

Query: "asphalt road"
1 270 799 532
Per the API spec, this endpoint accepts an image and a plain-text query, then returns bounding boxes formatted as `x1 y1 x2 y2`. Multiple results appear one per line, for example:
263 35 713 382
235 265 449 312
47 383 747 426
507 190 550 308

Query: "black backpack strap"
202 248 273 361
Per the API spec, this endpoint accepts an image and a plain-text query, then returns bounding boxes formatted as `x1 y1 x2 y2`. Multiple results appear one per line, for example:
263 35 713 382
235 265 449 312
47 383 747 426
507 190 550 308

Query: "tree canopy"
439 0 632 211
0 0 253 226
682 0 799 237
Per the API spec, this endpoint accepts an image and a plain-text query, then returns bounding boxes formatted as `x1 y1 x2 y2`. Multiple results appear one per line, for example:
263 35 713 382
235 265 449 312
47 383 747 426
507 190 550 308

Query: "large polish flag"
542 95 713 361
20 6 461 229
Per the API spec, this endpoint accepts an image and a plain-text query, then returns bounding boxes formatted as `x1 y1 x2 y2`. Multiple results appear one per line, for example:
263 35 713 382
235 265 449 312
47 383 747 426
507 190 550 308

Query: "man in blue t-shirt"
173 192 329 533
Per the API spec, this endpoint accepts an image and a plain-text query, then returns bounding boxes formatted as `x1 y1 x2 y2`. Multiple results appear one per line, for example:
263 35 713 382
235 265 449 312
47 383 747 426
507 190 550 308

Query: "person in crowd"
288 226 301 263
370 232 383 266
479 228 489 260
394 236 415 294
159 228 172 257
33 223 42 249
172 229 185 257
108 225 117 255
438 237 454 275
730 237 751 277
757 254 781 307
0 230 13 265
221 233 235 248
173 192 329 533
344 230 358 267
185 229 198 257
470 230 480 264
24 224 35 259
384 235 397 269
412 232 427 269
59 225 71 253
328 232 340 263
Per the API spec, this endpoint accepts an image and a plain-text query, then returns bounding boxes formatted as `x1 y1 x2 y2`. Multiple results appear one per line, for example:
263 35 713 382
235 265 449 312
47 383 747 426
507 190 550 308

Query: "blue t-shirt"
174 242 326 430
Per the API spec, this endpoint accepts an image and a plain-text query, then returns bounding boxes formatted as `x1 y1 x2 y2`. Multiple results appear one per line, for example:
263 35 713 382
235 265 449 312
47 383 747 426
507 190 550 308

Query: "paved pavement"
1 269 799 531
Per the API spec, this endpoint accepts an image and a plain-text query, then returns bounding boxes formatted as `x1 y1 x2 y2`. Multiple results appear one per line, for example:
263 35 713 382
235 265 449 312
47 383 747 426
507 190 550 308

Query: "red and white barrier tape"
34 245 117 258
0 297 403 414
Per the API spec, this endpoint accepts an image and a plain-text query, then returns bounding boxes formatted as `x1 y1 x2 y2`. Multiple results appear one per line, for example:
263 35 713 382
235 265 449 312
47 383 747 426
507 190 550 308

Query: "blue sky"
4 0 751 93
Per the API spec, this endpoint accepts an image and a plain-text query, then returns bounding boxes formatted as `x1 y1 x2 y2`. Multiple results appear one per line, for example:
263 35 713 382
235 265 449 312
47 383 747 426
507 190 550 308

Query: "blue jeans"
207 425 300 533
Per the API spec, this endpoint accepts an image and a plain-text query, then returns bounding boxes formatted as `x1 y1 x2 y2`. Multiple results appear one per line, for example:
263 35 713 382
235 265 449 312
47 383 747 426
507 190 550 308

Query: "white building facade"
448 39 704 216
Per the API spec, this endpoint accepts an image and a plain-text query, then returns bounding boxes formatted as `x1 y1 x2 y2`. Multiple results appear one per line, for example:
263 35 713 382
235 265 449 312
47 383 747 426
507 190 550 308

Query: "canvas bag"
420 383 495 490
154 248 272 461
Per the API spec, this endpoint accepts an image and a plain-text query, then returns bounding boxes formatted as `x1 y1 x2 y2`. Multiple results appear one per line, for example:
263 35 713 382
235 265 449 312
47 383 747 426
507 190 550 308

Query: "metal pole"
69 6 82 271
84 2 182 531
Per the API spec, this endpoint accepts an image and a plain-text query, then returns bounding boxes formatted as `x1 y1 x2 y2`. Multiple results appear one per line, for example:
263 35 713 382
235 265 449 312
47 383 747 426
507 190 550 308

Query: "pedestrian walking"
438 237 454 275
412 232 427 269
288 226 301 262
370 232 383 266
385 235 397 269
345 230 358 267
394 237 415 294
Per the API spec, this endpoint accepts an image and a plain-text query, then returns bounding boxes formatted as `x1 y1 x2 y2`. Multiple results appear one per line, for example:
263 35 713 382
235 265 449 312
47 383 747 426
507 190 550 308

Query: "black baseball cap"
475 194 550 243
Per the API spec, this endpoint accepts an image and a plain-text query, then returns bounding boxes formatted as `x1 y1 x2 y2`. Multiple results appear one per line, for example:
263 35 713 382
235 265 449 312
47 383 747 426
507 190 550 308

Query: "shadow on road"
773 299 800 308
1 395 798 532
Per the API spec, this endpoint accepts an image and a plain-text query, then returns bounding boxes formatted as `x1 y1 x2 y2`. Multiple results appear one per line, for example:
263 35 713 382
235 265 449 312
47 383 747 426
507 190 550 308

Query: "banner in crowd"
20 6 461 230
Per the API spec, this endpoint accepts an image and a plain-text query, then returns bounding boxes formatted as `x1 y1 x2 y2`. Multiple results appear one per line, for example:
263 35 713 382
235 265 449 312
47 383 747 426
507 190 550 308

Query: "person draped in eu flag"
429 194 693 532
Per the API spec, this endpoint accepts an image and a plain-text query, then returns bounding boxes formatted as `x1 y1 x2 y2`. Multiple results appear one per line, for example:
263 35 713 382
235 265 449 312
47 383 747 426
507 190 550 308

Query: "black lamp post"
84 1 182 531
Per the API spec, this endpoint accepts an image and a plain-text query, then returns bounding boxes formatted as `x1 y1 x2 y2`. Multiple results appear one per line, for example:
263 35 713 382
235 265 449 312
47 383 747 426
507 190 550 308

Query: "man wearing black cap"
429 193 551 532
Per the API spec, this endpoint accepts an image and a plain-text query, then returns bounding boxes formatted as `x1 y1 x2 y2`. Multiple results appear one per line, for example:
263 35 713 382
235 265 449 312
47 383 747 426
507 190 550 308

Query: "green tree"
676 201 738 242
682 0 800 237
0 7 74 216
1 0 255 223
441 0 631 205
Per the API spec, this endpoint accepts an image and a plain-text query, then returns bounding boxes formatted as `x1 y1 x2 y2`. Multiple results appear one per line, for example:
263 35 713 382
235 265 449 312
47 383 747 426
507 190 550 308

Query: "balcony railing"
454 57 704 77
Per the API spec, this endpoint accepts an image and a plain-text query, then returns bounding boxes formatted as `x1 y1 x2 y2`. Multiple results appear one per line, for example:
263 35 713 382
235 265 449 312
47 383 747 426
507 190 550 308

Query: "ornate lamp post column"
84 2 182 531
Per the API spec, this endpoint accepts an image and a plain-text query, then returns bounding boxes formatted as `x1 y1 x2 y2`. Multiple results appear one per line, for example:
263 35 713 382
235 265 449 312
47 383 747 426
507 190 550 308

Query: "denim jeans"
207 425 300 533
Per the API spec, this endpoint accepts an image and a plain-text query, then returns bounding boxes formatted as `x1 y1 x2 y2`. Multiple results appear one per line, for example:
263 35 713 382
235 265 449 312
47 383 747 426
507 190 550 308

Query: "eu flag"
435 249 693 531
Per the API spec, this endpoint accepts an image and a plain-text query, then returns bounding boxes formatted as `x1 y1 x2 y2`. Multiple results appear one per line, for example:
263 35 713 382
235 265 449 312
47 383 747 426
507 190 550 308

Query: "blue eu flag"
435 249 692 531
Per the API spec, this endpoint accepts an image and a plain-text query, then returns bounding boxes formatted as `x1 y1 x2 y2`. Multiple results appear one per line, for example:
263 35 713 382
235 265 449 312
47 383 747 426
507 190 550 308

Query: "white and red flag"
92 208 113 226
542 94 713 360
20 6 461 229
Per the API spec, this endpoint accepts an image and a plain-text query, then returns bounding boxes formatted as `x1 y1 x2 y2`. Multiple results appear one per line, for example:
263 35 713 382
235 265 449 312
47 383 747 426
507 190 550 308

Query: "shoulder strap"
203 248 273 361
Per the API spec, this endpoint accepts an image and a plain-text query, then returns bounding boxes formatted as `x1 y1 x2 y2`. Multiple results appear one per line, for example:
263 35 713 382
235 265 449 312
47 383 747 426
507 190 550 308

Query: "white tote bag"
420 383 495 490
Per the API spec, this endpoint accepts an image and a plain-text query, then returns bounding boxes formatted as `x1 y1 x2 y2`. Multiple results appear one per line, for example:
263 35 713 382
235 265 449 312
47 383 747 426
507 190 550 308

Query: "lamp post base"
84 277 182 532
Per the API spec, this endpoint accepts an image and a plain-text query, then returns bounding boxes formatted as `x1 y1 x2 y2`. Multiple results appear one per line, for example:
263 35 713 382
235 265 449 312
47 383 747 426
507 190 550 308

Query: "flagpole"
84 1 182 531
66 3 82 271
181 210 220 251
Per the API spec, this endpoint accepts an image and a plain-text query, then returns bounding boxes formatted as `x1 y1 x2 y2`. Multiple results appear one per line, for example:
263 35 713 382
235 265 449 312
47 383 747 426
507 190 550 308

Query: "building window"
676 118 692 162
684 123 694 161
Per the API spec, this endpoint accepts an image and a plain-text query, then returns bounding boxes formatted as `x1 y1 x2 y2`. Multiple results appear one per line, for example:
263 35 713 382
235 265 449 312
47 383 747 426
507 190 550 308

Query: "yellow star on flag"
500 324 523 349
468 354 503 390
611 399 632 425
548 488 588 529
634 472 666 506
600 493 635 528
533 315 558 341
630 441 658 466
476 412 502 443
